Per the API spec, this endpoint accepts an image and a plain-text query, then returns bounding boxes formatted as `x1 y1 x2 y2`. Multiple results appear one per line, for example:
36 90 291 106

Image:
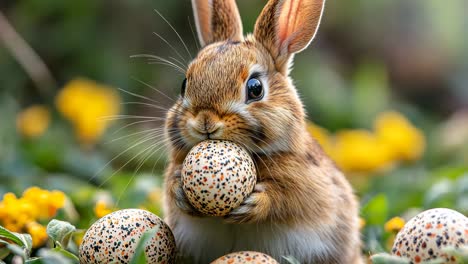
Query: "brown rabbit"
163 0 362 263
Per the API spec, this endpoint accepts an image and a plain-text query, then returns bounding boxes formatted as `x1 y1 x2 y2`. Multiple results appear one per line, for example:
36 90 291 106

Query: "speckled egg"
182 140 257 216
79 209 176 264
211 251 279 264
391 208 468 263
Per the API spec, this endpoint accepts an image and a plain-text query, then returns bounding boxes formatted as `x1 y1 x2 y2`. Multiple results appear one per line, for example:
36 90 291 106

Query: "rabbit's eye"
181 78 187 96
246 78 263 103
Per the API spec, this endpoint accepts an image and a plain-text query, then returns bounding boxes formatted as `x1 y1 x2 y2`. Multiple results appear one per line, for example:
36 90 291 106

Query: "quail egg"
182 140 257 216
211 251 278 264
79 209 176 263
391 208 467 263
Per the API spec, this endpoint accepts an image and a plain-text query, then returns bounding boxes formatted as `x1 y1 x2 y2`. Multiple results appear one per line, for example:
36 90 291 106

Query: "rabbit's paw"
172 168 202 217
224 184 270 224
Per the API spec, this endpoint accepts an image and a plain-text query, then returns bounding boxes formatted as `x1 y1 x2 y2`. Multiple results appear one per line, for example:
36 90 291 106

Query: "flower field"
0 0 467 263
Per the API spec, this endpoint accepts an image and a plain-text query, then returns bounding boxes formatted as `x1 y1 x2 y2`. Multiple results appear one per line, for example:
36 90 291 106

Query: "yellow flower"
56 78 120 145
74 232 84 246
306 122 333 155
148 187 163 204
359 218 366 230
26 222 48 248
0 187 67 236
375 111 425 162
3 220 22 233
22 187 65 219
386 233 397 251
0 193 37 232
49 190 66 209
384 216 406 233
16 105 50 138
94 200 114 218
332 130 394 173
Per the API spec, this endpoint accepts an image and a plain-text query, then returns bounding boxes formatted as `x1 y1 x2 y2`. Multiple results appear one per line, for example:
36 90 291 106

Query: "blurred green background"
0 0 467 260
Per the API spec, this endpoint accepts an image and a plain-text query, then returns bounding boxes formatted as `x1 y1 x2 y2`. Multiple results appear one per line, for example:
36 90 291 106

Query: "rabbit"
163 0 363 263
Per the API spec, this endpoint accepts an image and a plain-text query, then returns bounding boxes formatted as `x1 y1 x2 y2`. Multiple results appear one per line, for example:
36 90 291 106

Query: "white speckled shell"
182 140 257 216
211 251 279 264
392 208 468 263
79 209 176 264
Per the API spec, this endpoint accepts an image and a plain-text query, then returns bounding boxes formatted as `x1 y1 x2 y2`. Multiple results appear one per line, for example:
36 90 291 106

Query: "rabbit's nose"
194 122 221 135
192 110 223 137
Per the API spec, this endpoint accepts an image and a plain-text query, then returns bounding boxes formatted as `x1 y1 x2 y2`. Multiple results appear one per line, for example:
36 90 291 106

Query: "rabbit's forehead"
185 42 259 110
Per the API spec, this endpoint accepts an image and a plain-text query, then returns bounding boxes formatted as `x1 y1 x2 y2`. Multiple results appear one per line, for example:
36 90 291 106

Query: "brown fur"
163 0 362 263
192 0 243 46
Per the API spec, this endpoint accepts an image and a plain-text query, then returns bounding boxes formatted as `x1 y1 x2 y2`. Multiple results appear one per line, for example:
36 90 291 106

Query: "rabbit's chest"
172 215 336 263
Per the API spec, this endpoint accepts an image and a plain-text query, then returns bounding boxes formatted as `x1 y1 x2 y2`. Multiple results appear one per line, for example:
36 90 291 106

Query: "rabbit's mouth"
186 111 225 142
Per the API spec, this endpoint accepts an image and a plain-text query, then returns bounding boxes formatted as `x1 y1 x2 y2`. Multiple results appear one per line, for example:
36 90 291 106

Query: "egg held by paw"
182 140 257 216
391 208 468 263
79 209 176 264
211 251 279 264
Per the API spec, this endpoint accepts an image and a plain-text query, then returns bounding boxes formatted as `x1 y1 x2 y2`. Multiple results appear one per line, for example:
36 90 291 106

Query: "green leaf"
0 247 10 260
363 193 389 225
50 247 79 262
46 219 76 248
15 233 33 254
0 226 25 247
424 179 454 208
370 253 410 264
7 244 27 259
0 226 32 258
282 256 301 264
442 246 468 263
25 258 44 264
36 248 75 264
422 260 445 264
129 229 157 264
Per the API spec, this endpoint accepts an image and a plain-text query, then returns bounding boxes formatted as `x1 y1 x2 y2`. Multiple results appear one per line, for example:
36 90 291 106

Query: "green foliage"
0 226 32 260
363 193 388 226
46 220 76 249
129 229 157 264
371 253 410 264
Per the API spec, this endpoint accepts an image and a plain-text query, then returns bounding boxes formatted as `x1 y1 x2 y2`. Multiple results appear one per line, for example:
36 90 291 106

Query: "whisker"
111 119 163 136
158 55 185 69
121 100 186 116
105 127 164 144
100 115 165 121
147 60 185 72
145 60 185 73
168 56 187 69
121 102 173 112
139 55 186 73
153 31 189 65
153 8 192 60
146 58 186 71
89 132 165 184
151 139 173 176
115 140 165 207
187 16 200 51
118 87 160 104
98 134 166 188
131 54 186 73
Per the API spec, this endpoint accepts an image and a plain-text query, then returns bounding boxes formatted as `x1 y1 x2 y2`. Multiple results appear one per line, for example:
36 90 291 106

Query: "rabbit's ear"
191 0 243 47
254 0 325 71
